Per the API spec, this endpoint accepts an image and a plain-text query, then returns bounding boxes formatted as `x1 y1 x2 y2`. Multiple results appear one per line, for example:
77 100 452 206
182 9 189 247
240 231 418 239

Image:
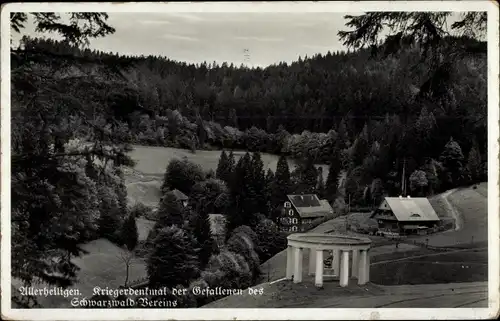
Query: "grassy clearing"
371 261 487 285
125 145 334 207
128 145 330 180
11 238 148 308
126 179 163 208
136 217 155 241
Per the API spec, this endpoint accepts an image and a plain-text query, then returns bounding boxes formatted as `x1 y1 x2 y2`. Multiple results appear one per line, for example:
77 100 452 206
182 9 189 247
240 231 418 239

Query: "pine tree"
439 137 466 189
216 150 229 182
156 192 185 229
226 153 252 233
467 142 482 184
337 118 349 149
192 210 214 269
351 126 370 167
248 152 267 218
147 226 200 289
228 151 236 173
317 169 326 199
119 212 139 251
295 157 318 194
272 155 291 210
196 113 207 148
325 143 342 202
370 178 385 206
263 169 275 217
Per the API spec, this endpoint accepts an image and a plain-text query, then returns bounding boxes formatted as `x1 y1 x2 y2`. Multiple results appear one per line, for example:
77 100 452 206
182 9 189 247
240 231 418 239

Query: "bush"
130 203 153 218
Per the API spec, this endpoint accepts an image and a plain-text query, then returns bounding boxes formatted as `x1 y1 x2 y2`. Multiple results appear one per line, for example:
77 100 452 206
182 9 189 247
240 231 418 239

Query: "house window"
291 226 298 232
292 218 298 224
284 202 291 208
288 209 294 216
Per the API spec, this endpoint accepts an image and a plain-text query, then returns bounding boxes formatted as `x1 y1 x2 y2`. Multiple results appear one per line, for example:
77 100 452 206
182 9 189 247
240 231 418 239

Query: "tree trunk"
124 263 130 287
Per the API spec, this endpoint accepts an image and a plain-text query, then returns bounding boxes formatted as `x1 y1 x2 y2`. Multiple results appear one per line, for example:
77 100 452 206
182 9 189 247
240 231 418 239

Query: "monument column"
365 249 371 283
332 249 340 277
293 247 304 283
286 245 294 280
314 249 324 287
339 250 350 287
358 249 368 285
308 248 316 275
352 249 359 278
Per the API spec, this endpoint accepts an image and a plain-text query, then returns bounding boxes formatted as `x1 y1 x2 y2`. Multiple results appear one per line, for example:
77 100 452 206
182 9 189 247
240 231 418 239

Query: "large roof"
381 197 440 222
287 194 333 218
169 189 189 201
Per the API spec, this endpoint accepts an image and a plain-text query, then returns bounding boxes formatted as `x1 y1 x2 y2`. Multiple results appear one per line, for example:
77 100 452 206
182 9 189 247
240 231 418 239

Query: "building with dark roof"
370 196 440 236
278 194 333 233
168 189 189 207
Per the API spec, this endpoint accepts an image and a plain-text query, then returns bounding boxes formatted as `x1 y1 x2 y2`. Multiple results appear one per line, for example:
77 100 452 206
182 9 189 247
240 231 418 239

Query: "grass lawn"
136 217 155 241
126 179 163 209
128 145 330 180
125 145 337 208
11 238 149 308
370 248 488 286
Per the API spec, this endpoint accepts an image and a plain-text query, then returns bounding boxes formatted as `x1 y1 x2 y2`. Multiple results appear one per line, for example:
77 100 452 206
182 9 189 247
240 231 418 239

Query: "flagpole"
401 158 406 196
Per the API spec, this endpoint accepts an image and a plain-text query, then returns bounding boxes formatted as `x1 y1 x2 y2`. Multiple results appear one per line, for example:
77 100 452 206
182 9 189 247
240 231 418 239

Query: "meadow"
125 145 335 208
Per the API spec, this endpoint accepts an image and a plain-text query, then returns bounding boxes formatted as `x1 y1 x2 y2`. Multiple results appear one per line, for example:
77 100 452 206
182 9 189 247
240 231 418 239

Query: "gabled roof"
208 214 226 236
286 194 333 218
375 197 440 222
169 189 189 201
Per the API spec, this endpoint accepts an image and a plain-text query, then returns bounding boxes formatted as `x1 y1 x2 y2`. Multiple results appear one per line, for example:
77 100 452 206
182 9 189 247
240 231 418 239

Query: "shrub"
130 203 153 218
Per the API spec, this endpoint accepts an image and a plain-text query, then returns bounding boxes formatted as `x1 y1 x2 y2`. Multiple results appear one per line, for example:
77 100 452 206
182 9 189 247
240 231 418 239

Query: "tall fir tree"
350 126 370 167
192 210 214 269
227 151 236 173
215 150 230 183
439 137 466 189
248 152 267 219
119 212 139 251
272 155 291 211
295 157 318 194
466 141 482 184
226 152 252 234
263 169 275 218
147 226 200 289
325 143 342 202
316 168 326 199
156 192 185 229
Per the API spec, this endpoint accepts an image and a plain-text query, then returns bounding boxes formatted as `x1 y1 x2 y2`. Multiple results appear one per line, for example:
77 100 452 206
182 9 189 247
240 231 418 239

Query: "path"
440 188 462 231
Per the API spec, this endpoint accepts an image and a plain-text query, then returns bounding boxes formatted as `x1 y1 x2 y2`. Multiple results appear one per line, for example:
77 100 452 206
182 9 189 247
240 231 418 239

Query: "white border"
1 1 499 320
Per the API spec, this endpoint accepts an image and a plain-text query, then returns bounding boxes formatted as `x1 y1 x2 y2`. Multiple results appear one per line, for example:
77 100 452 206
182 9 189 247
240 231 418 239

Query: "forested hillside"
15 35 487 199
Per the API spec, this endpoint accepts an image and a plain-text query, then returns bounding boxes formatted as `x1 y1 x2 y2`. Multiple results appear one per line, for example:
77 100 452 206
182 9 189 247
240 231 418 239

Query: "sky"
13 12 356 67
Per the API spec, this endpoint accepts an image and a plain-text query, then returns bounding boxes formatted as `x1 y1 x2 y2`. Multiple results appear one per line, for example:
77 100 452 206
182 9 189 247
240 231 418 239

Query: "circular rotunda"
286 233 372 287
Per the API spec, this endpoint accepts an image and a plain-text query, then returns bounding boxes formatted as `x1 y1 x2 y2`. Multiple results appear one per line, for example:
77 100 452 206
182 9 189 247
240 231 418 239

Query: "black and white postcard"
1 1 499 320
